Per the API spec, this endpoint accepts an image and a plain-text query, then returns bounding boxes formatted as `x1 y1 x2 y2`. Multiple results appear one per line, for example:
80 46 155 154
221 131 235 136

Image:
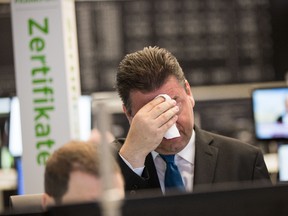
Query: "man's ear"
184 80 195 107
122 104 133 123
41 193 55 209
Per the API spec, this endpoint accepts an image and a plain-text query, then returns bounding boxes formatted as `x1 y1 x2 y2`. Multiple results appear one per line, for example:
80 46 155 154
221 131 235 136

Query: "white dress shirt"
151 130 195 192
120 129 196 193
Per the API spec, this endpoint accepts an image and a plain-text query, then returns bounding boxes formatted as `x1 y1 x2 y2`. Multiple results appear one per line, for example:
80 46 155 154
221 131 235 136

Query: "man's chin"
156 140 185 154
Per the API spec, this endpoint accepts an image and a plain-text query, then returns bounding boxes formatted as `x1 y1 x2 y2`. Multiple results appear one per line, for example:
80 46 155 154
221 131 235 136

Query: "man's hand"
119 97 179 168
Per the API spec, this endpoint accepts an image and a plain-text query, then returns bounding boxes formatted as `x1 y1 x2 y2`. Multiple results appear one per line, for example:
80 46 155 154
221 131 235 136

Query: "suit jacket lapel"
194 126 219 186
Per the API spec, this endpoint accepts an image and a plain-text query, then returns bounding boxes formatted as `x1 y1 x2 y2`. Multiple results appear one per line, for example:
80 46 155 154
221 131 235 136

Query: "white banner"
11 0 81 194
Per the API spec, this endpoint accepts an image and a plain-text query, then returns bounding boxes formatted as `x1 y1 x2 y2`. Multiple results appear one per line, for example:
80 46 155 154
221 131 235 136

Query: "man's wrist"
119 153 144 176
119 145 146 168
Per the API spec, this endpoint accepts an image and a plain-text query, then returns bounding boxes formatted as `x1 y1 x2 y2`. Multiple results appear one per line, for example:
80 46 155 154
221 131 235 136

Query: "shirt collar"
152 129 195 164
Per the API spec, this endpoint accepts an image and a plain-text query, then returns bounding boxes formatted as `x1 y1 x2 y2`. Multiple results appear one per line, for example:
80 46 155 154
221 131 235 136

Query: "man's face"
127 76 195 154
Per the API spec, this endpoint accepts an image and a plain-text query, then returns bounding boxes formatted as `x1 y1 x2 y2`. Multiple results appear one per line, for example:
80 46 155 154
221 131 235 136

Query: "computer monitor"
251 87 288 140
45 183 288 216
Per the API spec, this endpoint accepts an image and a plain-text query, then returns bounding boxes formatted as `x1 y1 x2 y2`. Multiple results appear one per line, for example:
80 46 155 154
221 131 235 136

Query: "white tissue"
155 94 181 139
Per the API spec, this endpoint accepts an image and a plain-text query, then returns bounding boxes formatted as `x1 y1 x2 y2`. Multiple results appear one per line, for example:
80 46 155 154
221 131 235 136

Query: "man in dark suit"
114 46 271 196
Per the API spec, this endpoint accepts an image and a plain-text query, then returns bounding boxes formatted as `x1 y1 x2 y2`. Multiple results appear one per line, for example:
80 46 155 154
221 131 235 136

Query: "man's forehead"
129 87 185 114
131 86 184 100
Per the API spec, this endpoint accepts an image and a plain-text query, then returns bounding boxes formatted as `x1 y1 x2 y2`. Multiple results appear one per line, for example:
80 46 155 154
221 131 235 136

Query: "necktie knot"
160 154 175 163
159 154 185 193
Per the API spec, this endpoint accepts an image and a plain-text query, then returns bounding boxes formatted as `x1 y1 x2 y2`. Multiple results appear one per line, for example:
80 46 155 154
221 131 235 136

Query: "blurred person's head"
42 140 124 208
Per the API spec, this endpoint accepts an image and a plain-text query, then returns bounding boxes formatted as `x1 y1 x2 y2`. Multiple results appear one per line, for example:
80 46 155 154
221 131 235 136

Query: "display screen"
252 87 288 140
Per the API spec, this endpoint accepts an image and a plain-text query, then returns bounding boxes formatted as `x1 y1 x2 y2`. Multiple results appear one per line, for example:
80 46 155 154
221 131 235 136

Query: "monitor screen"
251 87 288 140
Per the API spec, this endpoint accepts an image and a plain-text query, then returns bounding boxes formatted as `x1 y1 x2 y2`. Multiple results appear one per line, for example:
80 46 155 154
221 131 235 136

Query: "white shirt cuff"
119 153 145 176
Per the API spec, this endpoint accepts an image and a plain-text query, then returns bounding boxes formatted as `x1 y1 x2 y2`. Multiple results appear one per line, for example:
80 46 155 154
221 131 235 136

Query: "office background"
0 0 288 211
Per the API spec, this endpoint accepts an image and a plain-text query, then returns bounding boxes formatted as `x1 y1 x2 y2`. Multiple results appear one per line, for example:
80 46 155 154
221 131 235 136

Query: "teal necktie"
160 154 185 193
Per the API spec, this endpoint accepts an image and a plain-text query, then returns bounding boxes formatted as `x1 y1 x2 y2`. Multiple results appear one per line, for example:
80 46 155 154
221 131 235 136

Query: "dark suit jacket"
112 126 271 196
